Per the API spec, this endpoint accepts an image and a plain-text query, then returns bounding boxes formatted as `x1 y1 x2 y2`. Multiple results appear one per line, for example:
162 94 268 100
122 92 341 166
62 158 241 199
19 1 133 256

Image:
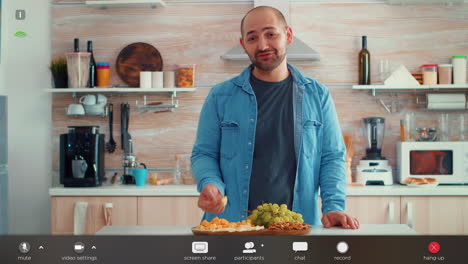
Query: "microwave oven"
397 141 468 184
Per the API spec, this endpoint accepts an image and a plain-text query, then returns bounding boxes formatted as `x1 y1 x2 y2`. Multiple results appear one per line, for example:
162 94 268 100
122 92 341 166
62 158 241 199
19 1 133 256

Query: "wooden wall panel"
51 2 468 182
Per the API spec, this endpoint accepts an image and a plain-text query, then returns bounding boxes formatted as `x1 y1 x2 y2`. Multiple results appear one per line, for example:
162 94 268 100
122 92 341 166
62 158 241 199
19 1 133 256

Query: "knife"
121 103 127 152
125 103 132 153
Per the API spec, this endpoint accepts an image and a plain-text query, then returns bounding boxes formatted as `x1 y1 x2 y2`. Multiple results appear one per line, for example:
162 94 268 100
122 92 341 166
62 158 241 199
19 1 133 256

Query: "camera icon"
74 242 85 254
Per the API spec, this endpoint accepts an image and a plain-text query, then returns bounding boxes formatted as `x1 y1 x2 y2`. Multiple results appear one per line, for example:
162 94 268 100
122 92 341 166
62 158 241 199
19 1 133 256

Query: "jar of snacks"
420 64 438 85
176 64 195 87
438 64 452 84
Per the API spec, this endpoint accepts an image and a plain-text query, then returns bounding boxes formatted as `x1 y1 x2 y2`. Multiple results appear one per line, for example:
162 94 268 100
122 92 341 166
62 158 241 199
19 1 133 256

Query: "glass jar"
420 64 438 85
176 64 195 87
438 64 452 85
400 112 415 141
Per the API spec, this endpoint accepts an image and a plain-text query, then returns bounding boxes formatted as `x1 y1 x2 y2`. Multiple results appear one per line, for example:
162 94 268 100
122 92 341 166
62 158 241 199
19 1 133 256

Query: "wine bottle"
87 41 97 88
74 38 79 52
358 35 371 85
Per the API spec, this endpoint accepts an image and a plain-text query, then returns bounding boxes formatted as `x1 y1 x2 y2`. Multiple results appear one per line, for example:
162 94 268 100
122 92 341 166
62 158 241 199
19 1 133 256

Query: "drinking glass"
379 59 391 83
458 113 467 141
438 113 449 141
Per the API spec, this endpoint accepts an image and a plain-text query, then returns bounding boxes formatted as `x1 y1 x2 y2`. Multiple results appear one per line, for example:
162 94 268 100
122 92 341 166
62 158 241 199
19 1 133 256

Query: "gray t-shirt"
248 73 297 211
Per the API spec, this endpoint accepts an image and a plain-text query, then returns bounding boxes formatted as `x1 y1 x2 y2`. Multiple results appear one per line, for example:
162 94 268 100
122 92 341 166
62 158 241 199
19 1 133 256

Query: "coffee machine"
356 117 393 185
60 126 105 187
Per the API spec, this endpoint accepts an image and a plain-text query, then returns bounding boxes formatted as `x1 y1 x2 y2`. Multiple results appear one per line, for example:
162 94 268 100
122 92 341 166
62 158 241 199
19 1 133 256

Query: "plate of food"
192 203 311 236
403 177 439 188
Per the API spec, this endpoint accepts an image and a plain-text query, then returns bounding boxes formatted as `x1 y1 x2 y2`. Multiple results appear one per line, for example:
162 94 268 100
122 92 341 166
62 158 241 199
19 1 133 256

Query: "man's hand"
198 185 226 214
321 211 360 229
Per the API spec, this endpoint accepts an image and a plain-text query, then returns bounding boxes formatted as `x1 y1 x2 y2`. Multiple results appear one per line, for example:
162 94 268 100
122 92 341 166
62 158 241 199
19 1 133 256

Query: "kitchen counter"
49 184 468 196
95 224 417 236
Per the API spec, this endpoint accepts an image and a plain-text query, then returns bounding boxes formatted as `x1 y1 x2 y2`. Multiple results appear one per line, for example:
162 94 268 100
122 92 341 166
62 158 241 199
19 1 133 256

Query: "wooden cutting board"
116 42 163 87
192 226 311 236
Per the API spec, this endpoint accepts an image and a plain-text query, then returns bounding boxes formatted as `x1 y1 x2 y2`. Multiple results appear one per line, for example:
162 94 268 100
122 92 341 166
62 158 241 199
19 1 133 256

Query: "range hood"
220 0 320 61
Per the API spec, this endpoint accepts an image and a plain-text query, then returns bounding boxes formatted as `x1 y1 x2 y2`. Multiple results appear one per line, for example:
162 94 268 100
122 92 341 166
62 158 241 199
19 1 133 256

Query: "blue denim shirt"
191 64 347 225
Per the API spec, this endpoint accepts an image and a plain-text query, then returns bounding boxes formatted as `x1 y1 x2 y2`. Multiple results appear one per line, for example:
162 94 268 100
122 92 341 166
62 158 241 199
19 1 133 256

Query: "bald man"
192 6 360 229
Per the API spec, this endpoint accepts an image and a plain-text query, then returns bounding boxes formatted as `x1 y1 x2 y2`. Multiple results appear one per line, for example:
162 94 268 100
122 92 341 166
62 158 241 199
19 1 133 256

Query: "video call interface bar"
1 236 467 264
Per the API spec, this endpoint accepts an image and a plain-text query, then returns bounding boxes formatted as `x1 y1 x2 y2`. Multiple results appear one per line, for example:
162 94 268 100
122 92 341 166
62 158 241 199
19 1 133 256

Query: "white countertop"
95 224 417 236
49 184 468 196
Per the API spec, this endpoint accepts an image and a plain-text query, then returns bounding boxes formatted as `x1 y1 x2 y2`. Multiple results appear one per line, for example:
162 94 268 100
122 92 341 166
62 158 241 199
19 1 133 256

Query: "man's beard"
248 48 286 72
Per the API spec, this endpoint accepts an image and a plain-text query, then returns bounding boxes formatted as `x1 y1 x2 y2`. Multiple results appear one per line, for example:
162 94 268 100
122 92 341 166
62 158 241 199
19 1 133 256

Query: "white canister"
152 71 164 89
139 71 152 88
452 55 467 84
163 71 175 88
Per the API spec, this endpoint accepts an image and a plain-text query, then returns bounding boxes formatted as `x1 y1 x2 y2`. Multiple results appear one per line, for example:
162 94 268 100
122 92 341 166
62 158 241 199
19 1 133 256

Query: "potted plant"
49 57 68 88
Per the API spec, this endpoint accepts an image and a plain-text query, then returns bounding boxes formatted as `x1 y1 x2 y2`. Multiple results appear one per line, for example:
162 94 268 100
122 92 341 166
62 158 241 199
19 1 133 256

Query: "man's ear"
240 37 246 51
286 26 293 45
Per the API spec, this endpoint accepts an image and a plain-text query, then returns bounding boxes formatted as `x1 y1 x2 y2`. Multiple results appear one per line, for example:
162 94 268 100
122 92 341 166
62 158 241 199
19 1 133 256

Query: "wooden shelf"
46 87 197 100
352 84 468 90
54 0 166 8
85 0 166 8
45 87 196 93
352 84 468 96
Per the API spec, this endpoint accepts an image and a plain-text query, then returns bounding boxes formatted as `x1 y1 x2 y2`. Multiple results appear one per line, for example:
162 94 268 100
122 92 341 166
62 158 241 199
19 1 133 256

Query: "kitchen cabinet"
51 197 137 235
138 197 203 226
51 196 202 234
346 197 401 224
50 186 468 235
319 196 400 224
401 196 468 235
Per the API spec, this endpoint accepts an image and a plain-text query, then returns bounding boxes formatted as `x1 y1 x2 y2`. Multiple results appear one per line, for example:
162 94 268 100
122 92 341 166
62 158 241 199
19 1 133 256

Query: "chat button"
292 242 308 253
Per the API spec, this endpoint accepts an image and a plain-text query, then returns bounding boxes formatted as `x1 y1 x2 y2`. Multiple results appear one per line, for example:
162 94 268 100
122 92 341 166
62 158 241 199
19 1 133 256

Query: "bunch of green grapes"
247 203 304 227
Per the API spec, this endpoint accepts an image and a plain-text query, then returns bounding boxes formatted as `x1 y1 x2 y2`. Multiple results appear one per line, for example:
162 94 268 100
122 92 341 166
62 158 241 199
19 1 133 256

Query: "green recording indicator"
14 30 27 38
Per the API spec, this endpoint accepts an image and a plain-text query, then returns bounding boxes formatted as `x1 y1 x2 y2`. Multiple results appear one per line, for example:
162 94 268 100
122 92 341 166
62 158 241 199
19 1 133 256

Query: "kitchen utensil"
416 127 437 141
66 52 91 88
140 71 152 88
71 158 88 179
79 94 97 105
116 42 163 87
191 226 311 236
106 104 116 153
120 103 132 153
438 113 449 141
121 103 127 151
459 114 467 141
83 103 106 116
379 59 390 83
406 182 439 188
66 103 85 116
152 71 164 88
356 117 393 186
131 163 148 187
97 62 111 88
79 94 107 105
60 126 105 187
400 112 415 141
163 71 175 88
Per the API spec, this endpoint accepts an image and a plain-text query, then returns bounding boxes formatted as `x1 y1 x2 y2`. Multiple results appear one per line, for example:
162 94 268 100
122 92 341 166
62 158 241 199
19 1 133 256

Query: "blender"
356 117 393 185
